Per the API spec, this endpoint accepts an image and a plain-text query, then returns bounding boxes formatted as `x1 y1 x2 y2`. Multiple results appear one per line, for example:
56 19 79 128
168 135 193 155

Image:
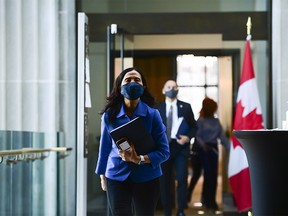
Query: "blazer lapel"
177 100 184 117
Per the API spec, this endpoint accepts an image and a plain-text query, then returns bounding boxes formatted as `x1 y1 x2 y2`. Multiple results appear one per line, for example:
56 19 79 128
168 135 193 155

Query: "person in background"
156 80 198 216
187 140 202 204
195 97 230 212
95 67 170 216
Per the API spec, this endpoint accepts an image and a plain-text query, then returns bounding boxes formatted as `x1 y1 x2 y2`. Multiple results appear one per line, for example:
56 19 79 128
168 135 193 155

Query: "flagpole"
228 15 264 213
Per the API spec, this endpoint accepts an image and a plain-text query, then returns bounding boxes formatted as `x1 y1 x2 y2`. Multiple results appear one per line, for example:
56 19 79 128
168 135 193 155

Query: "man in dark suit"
156 80 198 216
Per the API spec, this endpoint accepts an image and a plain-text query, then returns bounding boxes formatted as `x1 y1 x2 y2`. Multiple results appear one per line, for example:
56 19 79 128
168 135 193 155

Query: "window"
176 55 219 119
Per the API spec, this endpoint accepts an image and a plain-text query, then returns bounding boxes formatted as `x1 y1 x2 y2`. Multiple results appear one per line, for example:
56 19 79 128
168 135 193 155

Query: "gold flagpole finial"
246 16 252 36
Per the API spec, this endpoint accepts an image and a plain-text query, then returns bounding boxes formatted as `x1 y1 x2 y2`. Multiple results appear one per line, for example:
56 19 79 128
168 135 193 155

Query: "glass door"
107 24 134 95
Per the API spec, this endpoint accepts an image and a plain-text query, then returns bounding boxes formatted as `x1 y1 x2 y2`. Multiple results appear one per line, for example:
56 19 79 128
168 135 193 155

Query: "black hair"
99 67 155 123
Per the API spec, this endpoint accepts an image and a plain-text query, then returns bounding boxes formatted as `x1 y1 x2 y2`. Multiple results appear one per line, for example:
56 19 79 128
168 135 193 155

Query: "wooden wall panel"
134 56 175 104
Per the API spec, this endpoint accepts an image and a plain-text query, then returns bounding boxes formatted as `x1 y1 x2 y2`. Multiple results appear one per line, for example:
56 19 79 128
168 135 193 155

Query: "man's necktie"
166 105 173 142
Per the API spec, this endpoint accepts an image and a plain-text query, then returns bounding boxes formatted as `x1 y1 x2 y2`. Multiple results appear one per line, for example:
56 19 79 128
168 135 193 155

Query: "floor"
87 146 252 216
87 173 251 216
153 174 249 216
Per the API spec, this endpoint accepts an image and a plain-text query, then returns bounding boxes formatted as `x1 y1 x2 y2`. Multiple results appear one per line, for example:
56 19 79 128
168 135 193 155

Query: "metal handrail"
0 147 72 164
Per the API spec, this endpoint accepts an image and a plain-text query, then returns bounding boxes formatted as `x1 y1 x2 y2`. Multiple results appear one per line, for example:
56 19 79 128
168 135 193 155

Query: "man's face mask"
121 82 144 100
165 89 178 99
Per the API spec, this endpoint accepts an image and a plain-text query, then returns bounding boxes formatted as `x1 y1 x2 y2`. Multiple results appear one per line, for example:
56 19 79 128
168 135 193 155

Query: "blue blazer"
95 100 170 183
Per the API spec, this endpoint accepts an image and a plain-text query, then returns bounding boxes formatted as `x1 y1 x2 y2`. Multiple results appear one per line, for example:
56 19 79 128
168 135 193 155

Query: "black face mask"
165 89 178 99
121 82 144 100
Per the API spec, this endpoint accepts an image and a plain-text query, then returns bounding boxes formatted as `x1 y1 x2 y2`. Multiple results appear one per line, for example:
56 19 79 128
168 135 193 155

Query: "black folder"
109 117 156 155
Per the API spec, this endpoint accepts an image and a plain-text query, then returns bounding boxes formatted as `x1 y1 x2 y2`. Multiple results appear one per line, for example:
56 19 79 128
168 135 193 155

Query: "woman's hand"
118 144 139 164
100 174 106 191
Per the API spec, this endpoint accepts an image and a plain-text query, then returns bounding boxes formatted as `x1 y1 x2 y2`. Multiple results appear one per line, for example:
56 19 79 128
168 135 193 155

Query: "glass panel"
0 131 10 215
114 31 134 75
0 131 66 216
115 33 134 50
114 57 133 78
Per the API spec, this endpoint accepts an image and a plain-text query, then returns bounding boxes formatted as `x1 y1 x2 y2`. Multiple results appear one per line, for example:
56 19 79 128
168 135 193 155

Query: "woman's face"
121 70 143 87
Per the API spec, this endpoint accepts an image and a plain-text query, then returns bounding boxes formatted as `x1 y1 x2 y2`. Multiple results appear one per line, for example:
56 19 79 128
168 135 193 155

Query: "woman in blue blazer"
95 67 170 216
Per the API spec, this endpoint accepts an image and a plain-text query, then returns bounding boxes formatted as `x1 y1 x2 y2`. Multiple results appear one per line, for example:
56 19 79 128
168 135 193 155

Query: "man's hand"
176 135 190 145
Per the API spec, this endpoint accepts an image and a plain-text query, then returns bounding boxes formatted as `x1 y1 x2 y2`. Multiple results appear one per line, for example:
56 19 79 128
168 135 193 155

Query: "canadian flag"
228 38 264 212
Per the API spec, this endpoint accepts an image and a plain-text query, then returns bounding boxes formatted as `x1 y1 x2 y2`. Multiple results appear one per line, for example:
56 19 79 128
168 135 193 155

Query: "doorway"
106 28 240 214
132 52 233 211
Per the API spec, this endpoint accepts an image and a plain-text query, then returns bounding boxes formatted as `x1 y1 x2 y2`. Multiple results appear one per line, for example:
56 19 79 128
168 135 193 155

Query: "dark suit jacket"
156 99 198 155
